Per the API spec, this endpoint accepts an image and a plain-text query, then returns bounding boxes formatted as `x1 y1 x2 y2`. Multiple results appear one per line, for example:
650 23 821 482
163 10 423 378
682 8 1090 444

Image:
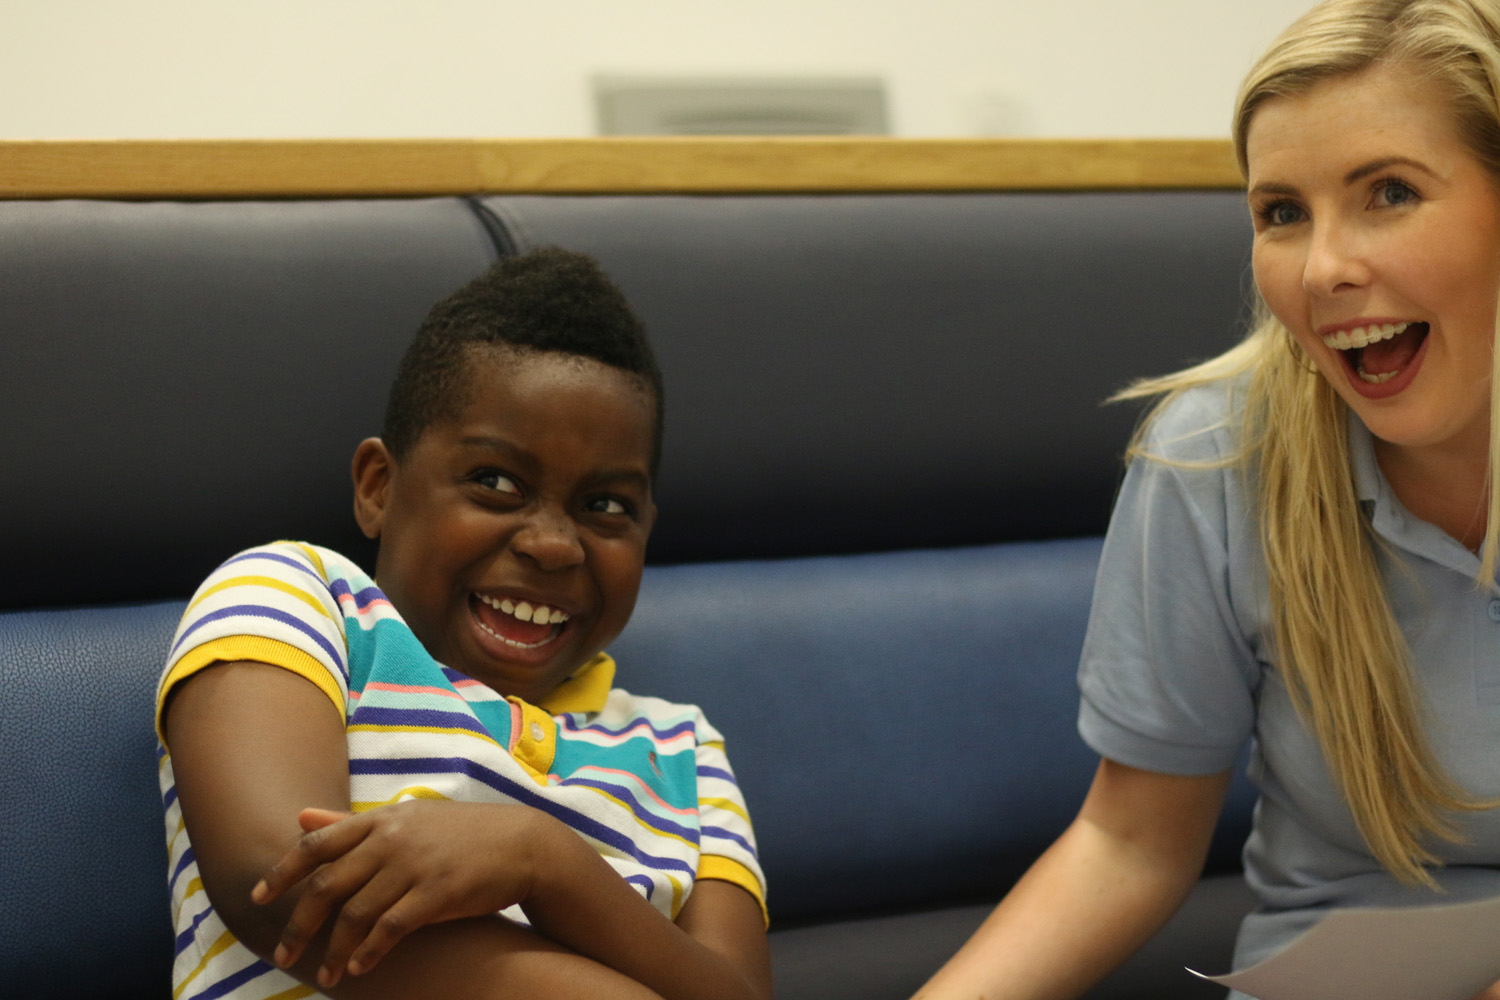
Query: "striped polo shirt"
156 541 765 1000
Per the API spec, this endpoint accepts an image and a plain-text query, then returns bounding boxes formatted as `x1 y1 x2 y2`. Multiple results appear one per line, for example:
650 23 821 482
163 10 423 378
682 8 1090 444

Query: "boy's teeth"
1322 321 1410 350
477 593 568 624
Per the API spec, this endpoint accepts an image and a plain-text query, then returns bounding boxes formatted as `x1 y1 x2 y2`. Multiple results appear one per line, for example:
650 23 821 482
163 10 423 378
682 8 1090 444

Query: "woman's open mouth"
470 593 569 650
1321 321 1429 392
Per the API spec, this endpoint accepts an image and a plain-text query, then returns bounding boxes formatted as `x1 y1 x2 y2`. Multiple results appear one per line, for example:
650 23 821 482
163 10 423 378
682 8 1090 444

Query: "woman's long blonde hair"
1124 0 1500 886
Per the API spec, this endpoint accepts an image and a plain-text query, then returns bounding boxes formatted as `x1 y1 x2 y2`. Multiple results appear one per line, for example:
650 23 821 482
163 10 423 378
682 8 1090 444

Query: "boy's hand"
252 800 552 989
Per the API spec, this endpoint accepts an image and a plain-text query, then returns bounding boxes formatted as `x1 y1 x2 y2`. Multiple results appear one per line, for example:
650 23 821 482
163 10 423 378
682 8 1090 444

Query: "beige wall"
0 0 1317 140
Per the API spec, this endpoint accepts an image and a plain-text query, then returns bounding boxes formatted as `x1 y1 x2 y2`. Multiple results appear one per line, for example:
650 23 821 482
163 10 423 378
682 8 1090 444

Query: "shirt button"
1488 599 1500 622
530 722 546 741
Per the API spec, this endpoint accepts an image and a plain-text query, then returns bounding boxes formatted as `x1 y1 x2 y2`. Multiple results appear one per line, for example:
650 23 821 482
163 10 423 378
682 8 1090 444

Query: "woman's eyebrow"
1248 157 1440 199
1248 180 1298 198
1343 156 1437 184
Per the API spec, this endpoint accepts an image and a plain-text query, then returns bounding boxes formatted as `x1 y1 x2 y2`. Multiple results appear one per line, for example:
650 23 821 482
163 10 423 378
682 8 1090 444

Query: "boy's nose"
511 505 585 571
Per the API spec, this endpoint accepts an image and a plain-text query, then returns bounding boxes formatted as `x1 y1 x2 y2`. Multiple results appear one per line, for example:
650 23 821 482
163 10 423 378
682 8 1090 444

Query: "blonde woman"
916 2 1500 998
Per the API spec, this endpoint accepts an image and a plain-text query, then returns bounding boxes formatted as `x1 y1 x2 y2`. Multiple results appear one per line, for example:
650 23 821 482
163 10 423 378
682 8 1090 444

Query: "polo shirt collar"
538 651 616 715
1349 409 1485 579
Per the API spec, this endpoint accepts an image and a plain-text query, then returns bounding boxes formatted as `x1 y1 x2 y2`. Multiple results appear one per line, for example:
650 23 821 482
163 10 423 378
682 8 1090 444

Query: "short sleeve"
692 712 769 925
1078 387 1263 776
156 541 351 746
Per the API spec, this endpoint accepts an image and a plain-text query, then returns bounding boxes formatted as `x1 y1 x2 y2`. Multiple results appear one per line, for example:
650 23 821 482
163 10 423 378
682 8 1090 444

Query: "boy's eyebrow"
457 435 514 451
593 467 653 491
455 435 526 462
456 435 651 488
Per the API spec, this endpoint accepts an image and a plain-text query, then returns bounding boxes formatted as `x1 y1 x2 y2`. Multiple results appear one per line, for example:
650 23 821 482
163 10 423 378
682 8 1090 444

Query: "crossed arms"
163 661 772 1000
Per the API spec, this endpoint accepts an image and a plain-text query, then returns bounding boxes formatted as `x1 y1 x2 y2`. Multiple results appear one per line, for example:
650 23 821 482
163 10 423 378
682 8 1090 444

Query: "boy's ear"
351 437 395 540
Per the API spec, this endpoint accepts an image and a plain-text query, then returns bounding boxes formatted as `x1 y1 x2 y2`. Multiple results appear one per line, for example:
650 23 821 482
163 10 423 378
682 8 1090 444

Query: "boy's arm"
256 762 772 1000
514 839 772 1000
164 661 663 999
168 659 770 1000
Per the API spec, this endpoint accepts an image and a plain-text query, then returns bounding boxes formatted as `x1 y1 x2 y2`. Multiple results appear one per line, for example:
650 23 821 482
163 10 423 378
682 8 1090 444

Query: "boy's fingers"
317 872 414 987
345 892 428 978
299 806 352 832
271 850 382 969
254 815 369 904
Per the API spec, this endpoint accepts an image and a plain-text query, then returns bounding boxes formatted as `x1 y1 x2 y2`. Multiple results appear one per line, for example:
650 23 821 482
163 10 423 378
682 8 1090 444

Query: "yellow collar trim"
538 652 615 715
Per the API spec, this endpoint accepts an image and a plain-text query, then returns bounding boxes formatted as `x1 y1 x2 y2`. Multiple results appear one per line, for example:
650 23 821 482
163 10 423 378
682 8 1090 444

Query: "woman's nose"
1302 221 1370 296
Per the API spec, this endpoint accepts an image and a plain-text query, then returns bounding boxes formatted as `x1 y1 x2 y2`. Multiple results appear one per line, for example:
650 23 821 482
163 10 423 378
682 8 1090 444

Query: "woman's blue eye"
1375 179 1417 207
1267 201 1303 226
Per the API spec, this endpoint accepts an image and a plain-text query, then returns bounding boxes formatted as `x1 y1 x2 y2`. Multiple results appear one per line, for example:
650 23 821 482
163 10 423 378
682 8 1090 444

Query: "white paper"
1190 894 1500 1000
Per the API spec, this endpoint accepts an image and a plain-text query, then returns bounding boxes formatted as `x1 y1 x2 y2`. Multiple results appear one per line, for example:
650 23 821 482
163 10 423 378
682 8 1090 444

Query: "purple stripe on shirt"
174 905 217 957
327 577 389 613
221 549 325 586
170 604 344 678
350 705 490 736
700 824 759 858
556 776 701 844
187 958 276 1000
696 765 737 783
349 756 695 878
559 715 697 741
623 873 656 900
169 847 196 888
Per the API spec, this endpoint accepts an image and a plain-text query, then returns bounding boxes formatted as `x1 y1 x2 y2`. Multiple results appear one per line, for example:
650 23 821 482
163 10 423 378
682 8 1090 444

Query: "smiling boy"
157 248 770 1000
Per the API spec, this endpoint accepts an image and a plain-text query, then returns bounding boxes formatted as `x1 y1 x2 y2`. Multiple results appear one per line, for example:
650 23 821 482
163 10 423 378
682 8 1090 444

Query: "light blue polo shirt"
1077 379 1500 980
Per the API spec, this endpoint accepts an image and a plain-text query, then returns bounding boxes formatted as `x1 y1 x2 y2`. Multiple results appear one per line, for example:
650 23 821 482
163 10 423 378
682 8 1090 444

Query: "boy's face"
353 348 657 704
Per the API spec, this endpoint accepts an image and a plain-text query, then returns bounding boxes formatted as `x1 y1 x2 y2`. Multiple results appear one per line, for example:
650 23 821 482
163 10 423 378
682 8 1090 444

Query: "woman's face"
1246 62 1500 467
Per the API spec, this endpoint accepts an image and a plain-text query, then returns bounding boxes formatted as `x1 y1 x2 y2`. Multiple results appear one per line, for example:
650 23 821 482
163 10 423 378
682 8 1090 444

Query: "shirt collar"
1348 408 1484 578
538 651 616 715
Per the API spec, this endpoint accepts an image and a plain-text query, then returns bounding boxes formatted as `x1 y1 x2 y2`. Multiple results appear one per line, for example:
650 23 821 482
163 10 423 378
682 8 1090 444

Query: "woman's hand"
252 800 557 989
1469 980 1500 1000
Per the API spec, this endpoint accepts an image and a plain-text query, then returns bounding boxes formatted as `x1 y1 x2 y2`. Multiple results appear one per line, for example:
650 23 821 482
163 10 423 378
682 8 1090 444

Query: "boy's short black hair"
382 247 664 473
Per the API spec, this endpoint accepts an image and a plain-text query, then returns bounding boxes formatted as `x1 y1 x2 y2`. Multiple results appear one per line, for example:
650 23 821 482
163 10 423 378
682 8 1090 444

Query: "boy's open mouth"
1321 321 1429 384
470 593 569 649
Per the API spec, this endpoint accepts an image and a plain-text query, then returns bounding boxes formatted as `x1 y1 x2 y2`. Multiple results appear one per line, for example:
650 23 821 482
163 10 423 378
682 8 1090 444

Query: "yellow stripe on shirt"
172 928 238 1000
157 637 345 745
699 795 752 824
185 575 335 622
696 855 770 926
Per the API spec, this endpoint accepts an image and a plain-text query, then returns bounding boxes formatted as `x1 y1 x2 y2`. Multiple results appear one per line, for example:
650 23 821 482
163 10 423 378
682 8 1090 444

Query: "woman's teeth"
475 593 569 625
1320 321 1409 351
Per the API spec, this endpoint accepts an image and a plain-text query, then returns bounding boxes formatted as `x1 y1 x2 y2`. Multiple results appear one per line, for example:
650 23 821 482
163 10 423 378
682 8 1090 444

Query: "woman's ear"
351 438 394 540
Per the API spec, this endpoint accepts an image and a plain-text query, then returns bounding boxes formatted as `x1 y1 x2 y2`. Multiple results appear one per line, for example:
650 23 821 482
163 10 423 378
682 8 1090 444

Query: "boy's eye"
587 496 631 516
474 470 521 495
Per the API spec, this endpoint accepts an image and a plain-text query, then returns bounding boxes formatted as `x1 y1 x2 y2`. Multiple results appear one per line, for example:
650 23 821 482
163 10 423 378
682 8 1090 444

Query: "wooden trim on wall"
0 138 1243 199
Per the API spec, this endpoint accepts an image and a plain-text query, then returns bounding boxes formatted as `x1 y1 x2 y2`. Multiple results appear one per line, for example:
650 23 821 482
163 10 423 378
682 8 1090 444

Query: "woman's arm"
165 660 768 1000
911 758 1231 1000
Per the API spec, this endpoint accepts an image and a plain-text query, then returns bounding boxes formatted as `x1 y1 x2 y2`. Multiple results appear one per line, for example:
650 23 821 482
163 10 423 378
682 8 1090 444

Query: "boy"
157 248 771 1000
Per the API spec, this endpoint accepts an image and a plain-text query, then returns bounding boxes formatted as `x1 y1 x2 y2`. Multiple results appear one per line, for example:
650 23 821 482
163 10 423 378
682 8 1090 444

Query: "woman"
915 1 1500 997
